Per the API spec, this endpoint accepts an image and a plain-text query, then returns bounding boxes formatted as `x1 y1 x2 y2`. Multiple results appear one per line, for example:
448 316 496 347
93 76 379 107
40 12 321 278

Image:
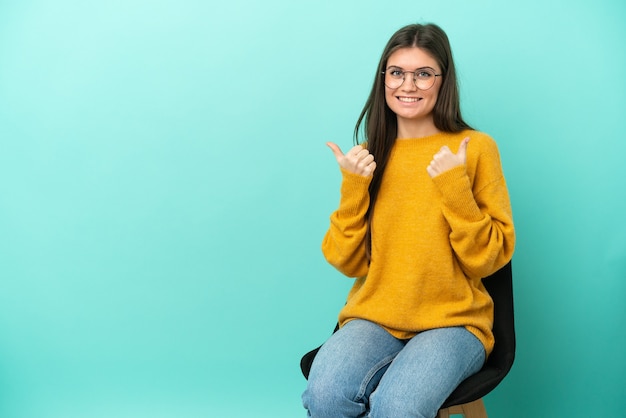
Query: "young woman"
302 23 515 418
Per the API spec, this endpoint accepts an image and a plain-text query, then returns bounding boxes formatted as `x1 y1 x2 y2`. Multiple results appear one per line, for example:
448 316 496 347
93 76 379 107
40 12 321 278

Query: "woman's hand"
327 142 376 177
427 137 470 178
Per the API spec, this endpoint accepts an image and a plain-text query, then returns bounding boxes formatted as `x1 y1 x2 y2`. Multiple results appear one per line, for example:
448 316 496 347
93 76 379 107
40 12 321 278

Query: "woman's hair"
355 23 472 258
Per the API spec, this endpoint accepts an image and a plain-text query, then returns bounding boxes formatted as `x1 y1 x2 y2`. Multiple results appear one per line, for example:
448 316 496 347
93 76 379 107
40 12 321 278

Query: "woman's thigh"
302 319 405 417
369 327 485 418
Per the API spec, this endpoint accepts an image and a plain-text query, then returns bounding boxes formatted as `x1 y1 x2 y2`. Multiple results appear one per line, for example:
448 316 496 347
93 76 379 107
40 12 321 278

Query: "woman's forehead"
387 47 439 70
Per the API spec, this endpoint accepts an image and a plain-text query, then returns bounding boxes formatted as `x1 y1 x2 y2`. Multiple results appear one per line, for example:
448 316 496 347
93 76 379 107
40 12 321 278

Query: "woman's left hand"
427 137 470 178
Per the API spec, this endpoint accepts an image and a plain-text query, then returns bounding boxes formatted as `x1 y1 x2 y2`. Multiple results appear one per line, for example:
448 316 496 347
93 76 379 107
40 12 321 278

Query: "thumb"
326 142 344 160
457 137 470 163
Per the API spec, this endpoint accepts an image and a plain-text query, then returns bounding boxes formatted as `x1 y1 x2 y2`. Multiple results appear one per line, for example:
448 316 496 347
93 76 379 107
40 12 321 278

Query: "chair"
300 261 515 418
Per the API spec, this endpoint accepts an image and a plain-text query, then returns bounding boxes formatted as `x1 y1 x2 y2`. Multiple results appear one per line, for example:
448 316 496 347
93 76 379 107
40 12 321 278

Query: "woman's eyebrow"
386 65 436 71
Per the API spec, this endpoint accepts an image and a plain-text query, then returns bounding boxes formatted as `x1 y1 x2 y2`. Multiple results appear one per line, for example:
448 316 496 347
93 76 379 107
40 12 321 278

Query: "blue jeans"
302 319 485 418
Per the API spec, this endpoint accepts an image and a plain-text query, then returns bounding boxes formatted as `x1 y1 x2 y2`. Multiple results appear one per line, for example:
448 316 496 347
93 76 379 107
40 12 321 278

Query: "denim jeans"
302 319 485 418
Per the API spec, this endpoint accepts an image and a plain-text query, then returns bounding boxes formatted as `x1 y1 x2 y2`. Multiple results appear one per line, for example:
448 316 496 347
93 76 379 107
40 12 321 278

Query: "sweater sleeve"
432 139 515 279
321 168 372 278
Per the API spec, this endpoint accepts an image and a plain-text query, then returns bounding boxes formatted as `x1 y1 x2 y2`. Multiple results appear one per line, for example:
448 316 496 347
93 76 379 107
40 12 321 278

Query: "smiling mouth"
398 97 422 103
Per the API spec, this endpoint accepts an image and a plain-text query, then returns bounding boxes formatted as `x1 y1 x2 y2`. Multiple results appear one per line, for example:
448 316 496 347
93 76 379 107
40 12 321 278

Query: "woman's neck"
396 116 440 139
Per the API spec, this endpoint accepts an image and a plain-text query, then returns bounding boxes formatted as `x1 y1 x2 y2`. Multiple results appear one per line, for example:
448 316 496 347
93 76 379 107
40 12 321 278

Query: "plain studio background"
0 1 624 417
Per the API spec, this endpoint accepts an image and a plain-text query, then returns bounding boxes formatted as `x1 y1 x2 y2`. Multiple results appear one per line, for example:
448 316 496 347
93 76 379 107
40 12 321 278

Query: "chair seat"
441 363 505 408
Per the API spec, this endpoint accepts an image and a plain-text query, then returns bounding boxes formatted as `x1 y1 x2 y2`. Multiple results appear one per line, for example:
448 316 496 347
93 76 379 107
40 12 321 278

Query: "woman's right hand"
327 142 376 177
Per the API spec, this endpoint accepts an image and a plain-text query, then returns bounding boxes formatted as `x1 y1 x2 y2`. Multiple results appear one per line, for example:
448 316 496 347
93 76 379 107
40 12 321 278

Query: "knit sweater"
322 130 515 355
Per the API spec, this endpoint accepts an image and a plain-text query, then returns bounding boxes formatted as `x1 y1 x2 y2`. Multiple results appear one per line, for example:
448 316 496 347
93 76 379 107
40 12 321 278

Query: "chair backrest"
301 261 515 409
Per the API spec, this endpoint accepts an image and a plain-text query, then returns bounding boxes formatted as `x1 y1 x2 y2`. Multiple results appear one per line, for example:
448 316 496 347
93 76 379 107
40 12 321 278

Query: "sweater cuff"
432 166 483 221
337 168 372 217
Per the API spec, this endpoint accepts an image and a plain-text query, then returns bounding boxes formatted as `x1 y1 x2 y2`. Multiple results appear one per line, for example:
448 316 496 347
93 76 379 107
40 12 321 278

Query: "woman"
302 23 515 418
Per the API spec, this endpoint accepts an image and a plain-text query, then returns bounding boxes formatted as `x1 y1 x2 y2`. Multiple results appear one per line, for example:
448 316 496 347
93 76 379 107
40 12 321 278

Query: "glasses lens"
415 68 436 90
384 69 404 89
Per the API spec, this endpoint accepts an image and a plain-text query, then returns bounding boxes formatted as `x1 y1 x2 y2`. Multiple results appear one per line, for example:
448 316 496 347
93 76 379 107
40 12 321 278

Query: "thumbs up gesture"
427 137 470 178
327 142 376 177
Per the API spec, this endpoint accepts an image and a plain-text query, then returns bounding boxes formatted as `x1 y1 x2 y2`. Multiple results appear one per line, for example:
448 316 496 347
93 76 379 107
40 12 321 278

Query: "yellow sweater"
322 130 515 356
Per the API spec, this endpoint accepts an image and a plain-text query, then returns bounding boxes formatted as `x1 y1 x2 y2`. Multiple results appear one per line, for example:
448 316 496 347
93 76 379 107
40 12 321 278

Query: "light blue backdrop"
0 1 624 417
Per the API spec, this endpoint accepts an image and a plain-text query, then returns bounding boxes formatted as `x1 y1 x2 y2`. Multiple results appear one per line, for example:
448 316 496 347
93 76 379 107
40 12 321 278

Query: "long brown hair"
354 23 473 258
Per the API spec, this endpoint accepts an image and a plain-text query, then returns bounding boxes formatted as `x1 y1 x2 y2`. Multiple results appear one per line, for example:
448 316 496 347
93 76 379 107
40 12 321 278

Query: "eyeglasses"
382 66 442 90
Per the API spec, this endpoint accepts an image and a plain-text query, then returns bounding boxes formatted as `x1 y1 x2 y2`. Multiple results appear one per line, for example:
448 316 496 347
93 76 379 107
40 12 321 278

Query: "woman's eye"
417 71 433 79
390 70 403 77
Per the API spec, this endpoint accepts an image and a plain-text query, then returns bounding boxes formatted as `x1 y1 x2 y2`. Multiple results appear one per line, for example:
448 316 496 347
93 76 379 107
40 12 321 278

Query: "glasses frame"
381 66 442 91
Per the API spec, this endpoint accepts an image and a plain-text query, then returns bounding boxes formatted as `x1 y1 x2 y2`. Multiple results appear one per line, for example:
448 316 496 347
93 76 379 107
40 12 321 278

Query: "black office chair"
300 261 515 418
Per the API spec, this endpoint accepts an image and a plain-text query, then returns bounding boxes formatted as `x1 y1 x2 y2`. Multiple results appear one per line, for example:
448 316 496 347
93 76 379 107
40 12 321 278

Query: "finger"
457 137 470 163
326 142 344 160
361 154 375 165
346 145 366 157
363 161 377 177
356 154 375 172
355 148 373 162
426 164 436 178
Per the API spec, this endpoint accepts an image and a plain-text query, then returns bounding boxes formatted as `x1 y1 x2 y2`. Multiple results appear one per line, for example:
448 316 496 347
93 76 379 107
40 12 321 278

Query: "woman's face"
384 47 442 129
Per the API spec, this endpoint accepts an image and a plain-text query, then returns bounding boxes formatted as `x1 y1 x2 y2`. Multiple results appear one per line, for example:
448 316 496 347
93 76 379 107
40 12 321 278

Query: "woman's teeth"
398 97 420 102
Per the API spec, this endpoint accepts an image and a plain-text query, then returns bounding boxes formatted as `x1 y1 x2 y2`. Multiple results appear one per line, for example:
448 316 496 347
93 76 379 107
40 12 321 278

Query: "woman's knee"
368 386 436 418
302 376 364 418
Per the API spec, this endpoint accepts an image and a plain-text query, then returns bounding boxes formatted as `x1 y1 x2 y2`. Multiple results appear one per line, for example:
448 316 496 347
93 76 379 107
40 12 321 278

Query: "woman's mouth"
397 96 422 103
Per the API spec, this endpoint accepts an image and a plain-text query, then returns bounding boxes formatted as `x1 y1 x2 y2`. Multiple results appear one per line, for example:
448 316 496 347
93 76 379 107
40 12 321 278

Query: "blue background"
0 1 624 417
